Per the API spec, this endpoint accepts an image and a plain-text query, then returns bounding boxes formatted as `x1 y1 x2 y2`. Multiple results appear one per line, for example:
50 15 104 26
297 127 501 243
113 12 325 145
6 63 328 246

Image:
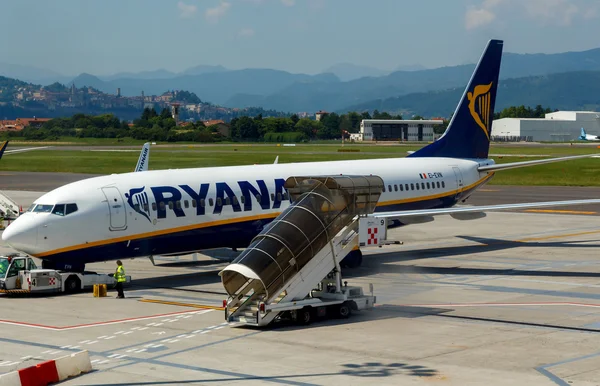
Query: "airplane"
0 141 52 159
3 39 600 272
579 128 600 141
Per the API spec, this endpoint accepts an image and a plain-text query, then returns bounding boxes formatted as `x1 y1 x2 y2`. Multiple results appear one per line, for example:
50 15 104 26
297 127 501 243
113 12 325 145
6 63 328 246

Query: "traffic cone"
19 205 23 215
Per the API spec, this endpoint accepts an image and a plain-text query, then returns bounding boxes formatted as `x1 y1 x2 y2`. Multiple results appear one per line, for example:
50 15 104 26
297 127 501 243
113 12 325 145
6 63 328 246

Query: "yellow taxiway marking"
524 209 597 215
519 229 600 242
139 298 224 310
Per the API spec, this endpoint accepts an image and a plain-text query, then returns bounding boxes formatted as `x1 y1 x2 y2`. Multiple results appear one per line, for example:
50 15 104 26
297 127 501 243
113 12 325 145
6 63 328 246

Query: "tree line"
1 104 555 142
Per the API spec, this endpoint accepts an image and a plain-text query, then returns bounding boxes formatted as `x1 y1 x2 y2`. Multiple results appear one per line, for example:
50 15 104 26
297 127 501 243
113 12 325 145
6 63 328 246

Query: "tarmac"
1 184 600 385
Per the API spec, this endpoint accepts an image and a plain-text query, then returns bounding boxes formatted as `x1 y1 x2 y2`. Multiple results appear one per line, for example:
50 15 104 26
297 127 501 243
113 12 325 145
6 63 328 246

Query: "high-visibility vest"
116 266 126 282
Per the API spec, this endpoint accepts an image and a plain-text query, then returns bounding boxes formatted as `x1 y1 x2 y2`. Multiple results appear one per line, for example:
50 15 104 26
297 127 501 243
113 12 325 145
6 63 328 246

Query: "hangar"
350 119 443 142
491 111 600 142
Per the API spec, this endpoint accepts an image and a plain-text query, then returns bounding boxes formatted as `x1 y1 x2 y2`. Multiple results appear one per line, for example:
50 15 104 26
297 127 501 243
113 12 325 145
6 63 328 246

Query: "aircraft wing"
134 142 150 172
372 199 600 221
0 141 51 159
479 153 598 172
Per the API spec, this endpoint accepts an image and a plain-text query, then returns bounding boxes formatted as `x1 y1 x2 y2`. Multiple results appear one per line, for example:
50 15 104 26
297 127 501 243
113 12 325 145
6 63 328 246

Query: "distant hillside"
225 47 600 112
71 69 340 106
341 71 600 117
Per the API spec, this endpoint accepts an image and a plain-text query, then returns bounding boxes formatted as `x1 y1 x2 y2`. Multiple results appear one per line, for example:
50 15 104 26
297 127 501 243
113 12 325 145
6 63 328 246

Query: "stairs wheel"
344 250 363 269
338 302 351 319
297 307 313 325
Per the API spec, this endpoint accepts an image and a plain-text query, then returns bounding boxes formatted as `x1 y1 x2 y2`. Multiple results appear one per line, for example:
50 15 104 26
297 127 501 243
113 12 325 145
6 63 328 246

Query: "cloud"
205 1 231 23
281 0 295 6
238 28 255 38
177 1 197 19
465 7 496 30
465 0 594 30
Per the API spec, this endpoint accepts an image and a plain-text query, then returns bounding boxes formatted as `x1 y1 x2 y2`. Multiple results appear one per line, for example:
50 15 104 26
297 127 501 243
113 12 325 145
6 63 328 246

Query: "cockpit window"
66 203 78 215
52 204 65 216
33 204 53 213
51 203 78 216
26 204 36 212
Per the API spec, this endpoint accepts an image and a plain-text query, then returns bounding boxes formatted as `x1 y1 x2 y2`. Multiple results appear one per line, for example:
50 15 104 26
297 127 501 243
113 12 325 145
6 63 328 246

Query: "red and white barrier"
0 350 92 386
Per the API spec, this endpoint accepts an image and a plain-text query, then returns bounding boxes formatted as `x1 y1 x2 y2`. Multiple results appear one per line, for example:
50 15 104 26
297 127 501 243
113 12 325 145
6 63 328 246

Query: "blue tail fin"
580 128 586 139
0 141 8 160
408 39 503 159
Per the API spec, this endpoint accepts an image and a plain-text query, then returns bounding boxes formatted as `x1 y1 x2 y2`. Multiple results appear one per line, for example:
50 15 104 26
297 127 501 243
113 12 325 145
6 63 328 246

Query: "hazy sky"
2 0 600 76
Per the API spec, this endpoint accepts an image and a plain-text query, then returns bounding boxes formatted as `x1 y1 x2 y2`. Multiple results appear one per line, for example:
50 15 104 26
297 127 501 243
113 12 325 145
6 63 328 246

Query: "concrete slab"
0 211 600 385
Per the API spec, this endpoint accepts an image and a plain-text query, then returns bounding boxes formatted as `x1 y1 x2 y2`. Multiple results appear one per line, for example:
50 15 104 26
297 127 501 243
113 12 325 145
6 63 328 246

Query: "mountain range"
2 46 600 116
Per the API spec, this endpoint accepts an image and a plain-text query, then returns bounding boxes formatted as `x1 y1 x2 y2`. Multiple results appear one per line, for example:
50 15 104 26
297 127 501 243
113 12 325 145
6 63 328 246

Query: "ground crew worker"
115 260 126 298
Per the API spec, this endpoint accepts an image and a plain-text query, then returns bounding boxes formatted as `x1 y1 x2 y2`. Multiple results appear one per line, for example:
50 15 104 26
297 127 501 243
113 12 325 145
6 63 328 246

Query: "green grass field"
1 142 599 186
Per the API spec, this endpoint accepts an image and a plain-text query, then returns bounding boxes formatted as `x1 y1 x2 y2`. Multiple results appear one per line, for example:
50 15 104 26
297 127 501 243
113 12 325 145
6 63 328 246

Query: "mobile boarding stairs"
220 175 396 327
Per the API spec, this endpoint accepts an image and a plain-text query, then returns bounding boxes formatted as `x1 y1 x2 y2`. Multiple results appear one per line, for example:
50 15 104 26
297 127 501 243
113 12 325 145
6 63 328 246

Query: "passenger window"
388 185 392 192
277 193 282 201
176 201 181 210
200 199 205 208
209 198 214 207
405 184 409 191
184 200 189 208
394 185 398 192
442 181 446 188
416 183 420 191
283 192 289 200
143 203 149 212
168 201 174 210
421 183 425 189
270 193 275 201
225 197 230 205
233 196 239 205
382 185 386 193
160 202 166 211
133 204 140 212
436 181 440 189
52 204 65 216
240 195 246 204
400 184 403 191
152 202 157 211
411 183 414 190
255 194 261 201
427 182 430 189
192 199 197 208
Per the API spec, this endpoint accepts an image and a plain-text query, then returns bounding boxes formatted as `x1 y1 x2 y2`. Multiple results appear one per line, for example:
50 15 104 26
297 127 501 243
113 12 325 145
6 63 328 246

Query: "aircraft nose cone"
1 217 36 252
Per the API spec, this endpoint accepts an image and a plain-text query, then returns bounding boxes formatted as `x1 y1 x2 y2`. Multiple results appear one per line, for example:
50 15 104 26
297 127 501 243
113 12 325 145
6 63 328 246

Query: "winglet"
0 141 8 160
134 142 150 172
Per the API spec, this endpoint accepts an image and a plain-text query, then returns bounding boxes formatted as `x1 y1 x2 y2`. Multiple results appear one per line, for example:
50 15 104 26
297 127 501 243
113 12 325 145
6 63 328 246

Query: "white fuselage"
2 157 494 267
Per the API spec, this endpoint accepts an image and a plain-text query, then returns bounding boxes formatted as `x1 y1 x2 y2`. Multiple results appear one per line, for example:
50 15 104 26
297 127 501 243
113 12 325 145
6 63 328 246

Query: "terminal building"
491 111 600 142
349 119 443 142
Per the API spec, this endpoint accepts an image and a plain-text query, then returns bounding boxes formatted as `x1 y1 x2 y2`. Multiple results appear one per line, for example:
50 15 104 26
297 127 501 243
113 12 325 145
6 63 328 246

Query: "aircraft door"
4 257 27 289
102 186 127 231
452 166 463 193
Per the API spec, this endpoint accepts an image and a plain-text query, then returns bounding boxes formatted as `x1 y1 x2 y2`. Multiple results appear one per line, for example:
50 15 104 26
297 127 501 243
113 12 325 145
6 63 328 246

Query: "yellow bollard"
93 284 107 297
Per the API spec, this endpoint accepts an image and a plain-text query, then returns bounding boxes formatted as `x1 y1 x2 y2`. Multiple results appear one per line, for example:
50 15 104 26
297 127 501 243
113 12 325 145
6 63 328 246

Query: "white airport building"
491 111 600 142
350 119 443 142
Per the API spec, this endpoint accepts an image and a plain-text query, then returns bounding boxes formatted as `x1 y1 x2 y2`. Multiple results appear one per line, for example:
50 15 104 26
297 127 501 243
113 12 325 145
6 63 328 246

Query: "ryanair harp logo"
467 82 493 139
125 187 151 222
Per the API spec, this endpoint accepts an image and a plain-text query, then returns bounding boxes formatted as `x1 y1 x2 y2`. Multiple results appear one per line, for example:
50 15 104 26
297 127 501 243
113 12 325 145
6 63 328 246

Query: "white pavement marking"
137 327 149 331
114 331 125 335
41 350 53 354
122 331 133 335
78 340 90 344
47 350 62 355
97 360 110 364
154 323 164 326
70 345 81 349
126 349 137 353
150 344 164 348
60 345 72 349
115 355 128 359
134 349 147 353
104 336 115 340
87 340 99 345
97 336 107 339
0 361 20 367
20 356 32 360
108 354 120 358
130 327 140 330
91 359 100 364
